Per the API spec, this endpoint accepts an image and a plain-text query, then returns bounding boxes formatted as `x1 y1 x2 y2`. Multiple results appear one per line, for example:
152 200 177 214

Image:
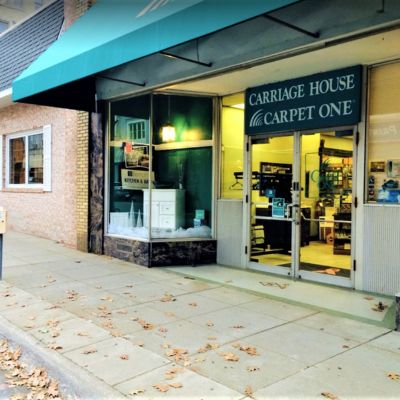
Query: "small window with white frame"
6 126 51 190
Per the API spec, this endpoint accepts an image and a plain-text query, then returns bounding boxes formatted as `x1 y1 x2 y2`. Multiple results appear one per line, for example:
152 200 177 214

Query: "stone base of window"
103 236 216 267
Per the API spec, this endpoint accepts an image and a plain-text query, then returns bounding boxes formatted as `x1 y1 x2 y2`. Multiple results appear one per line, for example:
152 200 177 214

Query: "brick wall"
0 103 78 247
76 111 89 251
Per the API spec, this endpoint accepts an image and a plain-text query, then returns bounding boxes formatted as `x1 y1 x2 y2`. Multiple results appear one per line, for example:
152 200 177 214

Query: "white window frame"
5 126 51 190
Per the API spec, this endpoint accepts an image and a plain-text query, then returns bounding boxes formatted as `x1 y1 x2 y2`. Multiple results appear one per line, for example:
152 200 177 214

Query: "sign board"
245 66 362 134
272 198 285 218
121 169 154 190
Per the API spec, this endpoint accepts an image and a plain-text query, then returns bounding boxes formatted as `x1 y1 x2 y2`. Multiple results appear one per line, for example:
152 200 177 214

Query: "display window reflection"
107 94 213 240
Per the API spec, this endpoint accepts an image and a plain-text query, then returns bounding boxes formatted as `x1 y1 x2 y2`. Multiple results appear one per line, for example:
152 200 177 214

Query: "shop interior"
222 94 353 278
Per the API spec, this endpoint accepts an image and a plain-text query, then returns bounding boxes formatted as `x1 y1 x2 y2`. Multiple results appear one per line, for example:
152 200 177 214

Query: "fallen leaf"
342 345 349 349
164 367 183 380
239 345 258 356
51 330 60 338
120 354 129 360
24 323 35 329
207 336 217 340
220 352 239 362
77 331 90 337
95 285 103 289
321 392 339 400
83 347 97 354
48 343 63 351
128 388 145 396
111 330 124 337
387 372 400 380
153 383 170 392
247 366 260 372
206 321 214 327
188 302 197 307
137 319 155 330
160 294 176 302
165 348 188 361
100 296 114 302
116 309 128 314
169 382 183 389
232 325 245 329
259 281 289 289
197 342 219 353
47 379 60 397
245 385 253 397
135 341 145 347
159 327 168 333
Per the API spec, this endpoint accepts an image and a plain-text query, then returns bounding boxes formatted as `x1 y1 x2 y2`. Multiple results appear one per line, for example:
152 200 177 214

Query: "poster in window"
370 161 385 172
387 159 400 177
124 143 149 169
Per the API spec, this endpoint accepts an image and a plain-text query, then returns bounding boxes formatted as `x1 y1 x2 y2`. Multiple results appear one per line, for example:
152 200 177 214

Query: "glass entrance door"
249 135 296 276
247 130 354 287
297 130 354 285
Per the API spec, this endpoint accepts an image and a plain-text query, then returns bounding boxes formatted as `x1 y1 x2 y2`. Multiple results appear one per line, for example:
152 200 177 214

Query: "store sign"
245 65 362 134
121 169 154 190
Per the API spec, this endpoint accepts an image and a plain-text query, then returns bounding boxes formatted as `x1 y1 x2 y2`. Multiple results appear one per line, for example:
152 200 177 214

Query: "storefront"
11 0 400 295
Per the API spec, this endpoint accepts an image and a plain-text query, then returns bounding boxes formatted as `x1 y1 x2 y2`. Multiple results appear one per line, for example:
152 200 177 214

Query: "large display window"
366 61 400 204
220 93 244 199
107 94 213 240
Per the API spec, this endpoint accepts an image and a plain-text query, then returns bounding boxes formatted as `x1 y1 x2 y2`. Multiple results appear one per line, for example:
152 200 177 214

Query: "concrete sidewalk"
1 231 399 399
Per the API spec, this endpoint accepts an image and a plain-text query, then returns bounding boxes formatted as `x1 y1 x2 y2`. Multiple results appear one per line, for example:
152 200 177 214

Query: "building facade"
11 0 400 296
0 0 91 248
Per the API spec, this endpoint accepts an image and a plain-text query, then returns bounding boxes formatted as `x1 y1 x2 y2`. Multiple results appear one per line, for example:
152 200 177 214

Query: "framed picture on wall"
370 161 385 173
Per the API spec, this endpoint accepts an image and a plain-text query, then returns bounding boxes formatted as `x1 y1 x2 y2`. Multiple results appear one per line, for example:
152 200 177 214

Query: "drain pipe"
396 293 400 331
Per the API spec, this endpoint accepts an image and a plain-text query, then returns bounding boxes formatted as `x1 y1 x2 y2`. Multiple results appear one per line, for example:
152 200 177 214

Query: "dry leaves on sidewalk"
245 385 254 398
160 293 176 302
239 345 258 356
48 343 63 351
259 281 289 289
0 339 63 399
387 372 400 380
164 367 183 380
128 388 145 396
120 354 129 360
137 319 155 330
165 348 188 362
197 342 219 353
82 347 97 355
321 392 339 400
220 352 239 362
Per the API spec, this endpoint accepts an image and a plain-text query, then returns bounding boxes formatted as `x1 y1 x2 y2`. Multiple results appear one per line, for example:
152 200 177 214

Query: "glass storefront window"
107 94 213 240
367 62 400 204
108 95 151 239
220 93 244 199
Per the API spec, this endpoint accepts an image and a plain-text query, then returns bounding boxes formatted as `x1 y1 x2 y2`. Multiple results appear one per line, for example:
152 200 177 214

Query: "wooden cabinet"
143 189 185 230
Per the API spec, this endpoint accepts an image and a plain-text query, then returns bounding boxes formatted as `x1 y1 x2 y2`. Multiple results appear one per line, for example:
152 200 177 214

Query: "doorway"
248 129 354 287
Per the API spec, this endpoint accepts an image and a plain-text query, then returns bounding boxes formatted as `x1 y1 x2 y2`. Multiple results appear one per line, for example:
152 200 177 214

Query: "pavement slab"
64 337 169 386
115 363 243 399
186 340 306 395
247 323 360 366
1 300 75 331
31 317 112 353
188 306 286 339
127 319 236 359
150 292 232 319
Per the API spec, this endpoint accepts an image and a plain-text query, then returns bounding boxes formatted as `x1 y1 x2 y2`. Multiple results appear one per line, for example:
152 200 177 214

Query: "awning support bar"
160 51 212 67
264 14 319 39
96 74 146 87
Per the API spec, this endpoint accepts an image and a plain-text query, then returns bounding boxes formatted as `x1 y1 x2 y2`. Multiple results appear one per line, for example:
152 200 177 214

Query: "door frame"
245 126 357 289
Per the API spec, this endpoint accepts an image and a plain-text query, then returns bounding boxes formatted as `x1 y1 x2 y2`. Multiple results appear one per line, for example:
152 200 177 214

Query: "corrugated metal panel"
217 199 243 267
363 205 400 295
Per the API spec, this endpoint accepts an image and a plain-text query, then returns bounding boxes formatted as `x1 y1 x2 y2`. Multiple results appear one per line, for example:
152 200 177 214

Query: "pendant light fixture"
161 95 176 142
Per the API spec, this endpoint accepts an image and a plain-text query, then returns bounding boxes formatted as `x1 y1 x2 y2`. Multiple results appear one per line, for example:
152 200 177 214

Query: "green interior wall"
154 147 213 227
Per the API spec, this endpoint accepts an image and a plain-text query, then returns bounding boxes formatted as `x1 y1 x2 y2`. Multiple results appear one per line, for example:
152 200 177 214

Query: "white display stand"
143 189 185 230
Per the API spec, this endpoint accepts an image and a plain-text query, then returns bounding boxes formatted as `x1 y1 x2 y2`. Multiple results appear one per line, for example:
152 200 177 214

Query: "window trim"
5 128 44 189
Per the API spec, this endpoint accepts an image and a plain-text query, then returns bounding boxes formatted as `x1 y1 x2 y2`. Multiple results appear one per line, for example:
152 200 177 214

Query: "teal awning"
13 0 300 107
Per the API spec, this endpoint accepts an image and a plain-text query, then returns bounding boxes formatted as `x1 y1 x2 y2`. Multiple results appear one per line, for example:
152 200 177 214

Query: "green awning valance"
12 0 300 108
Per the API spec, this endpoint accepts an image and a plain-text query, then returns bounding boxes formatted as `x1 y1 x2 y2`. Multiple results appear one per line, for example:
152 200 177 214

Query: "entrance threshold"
166 264 395 329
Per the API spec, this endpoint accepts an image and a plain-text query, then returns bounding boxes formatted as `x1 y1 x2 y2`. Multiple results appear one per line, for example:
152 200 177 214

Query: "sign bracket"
264 14 320 39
